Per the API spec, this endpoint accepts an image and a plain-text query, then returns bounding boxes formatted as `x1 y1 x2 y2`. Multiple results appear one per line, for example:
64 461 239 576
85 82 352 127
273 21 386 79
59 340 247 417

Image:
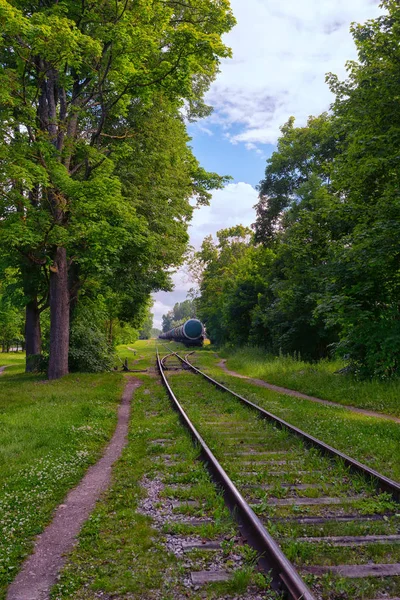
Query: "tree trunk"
48 247 70 380
25 299 42 372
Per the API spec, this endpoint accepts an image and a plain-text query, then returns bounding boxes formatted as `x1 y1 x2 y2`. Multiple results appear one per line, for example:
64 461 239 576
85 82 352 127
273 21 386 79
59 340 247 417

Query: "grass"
116 340 157 371
218 346 400 417
0 352 122 599
161 358 400 599
4 339 399 600
192 350 400 483
51 341 274 599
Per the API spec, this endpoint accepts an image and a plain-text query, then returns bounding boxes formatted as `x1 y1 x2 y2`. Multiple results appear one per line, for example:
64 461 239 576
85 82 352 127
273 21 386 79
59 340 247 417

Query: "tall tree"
320 0 400 376
0 0 235 378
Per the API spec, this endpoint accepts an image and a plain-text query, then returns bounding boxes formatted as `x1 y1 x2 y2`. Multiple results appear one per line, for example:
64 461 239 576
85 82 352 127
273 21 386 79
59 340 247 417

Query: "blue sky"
188 123 274 188
152 0 382 328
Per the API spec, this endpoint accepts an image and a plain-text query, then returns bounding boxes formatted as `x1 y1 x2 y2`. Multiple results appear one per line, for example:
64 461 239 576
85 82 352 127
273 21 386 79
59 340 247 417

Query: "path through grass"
0 353 122 599
219 347 400 417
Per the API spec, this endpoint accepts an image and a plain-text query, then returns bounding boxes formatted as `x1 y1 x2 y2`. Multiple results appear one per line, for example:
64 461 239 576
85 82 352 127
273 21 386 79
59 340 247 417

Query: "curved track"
159 346 400 600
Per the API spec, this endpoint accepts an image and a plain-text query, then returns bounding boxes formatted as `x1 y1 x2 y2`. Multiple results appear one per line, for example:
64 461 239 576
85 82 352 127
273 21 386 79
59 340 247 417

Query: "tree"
139 306 153 340
0 0 235 378
319 0 400 376
254 116 341 359
162 313 174 334
194 226 259 345
255 114 338 244
161 298 197 332
0 296 24 352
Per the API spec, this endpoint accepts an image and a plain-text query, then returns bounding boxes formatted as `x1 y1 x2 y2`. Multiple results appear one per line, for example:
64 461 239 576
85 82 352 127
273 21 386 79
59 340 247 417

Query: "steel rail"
156 348 315 600
160 352 174 370
167 347 400 502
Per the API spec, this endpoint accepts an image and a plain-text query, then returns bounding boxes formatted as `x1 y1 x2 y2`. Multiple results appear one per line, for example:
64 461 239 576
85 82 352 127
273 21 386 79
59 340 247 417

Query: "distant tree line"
193 1 400 378
0 0 235 376
162 300 197 332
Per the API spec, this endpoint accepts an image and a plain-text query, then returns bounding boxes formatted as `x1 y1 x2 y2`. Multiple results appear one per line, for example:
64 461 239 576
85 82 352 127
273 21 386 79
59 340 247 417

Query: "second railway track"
158 346 400 600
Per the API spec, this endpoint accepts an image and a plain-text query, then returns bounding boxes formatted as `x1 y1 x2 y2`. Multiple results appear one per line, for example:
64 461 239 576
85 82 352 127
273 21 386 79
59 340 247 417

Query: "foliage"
317 0 400 377
0 0 235 376
0 274 24 351
69 306 115 373
139 305 153 340
195 2 400 376
161 299 197 332
194 226 268 346
0 295 24 351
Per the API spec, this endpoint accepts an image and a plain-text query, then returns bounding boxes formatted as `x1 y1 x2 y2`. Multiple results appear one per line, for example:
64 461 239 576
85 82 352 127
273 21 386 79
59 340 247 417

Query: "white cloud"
207 0 382 145
189 182 258 248
153 183 258 327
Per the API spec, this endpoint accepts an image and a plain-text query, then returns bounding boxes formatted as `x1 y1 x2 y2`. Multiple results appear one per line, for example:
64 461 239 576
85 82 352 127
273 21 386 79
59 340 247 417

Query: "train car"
159 319 206 347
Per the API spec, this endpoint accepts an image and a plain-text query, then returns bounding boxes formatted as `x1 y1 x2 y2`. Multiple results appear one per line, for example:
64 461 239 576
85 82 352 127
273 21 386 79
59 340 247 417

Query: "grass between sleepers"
51 342 276 599
216 346 400 418
0 352 123 599
164 363 400 600
191 350 400 484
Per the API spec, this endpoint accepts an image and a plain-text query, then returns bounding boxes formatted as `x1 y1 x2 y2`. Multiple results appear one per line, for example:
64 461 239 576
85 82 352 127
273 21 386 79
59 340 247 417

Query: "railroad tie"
292 534 400 546
303 563 400 578
191 571 231 585
263 494 365 506
270 514 396 524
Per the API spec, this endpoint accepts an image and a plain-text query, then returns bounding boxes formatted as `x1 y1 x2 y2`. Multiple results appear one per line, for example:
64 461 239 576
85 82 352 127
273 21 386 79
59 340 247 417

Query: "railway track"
158 347 400 600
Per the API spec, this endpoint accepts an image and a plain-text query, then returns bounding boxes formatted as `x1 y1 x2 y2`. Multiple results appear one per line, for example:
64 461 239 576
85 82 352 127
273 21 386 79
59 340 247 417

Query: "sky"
152 0 382 329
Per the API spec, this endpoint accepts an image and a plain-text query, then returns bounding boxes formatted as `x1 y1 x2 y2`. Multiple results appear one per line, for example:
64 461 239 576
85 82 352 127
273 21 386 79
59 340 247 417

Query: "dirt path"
218 360 400 425
0 366 7 375
7 376 141 600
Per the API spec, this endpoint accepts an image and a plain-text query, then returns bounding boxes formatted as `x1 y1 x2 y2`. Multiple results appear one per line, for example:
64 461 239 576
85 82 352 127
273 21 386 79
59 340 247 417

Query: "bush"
69 317 115 373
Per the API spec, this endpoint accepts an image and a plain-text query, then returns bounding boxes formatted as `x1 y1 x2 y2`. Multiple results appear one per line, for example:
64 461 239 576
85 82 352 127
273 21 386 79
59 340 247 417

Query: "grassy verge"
218 347 400 417
52 342 273 599
116 340 159 370
0 351 27 373
0 354 122 599
191 351 400 483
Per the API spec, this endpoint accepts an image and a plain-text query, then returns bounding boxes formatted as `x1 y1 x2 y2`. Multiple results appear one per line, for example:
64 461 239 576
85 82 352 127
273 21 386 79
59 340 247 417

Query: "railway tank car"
159 319 206 347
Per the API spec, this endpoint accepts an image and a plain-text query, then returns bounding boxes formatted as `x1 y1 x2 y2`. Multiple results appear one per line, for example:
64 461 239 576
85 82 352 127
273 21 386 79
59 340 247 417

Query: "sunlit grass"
0 355 122 599
218 346 400 417
191 351 400 483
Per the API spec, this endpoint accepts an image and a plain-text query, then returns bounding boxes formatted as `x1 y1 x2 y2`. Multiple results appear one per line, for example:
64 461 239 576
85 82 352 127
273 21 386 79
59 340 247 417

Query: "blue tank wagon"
159 319 206 347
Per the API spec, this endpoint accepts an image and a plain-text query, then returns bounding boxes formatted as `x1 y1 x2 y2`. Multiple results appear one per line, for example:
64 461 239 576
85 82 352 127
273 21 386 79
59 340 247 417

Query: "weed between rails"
191 350 400 483
164 358 400 600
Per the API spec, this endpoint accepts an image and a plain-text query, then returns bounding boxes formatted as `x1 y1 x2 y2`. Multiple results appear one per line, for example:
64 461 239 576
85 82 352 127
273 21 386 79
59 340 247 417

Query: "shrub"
69 317 115 373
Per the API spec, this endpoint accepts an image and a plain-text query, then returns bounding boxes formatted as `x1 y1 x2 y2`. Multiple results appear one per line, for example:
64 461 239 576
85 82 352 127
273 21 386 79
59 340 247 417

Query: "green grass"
218 346 400 417
51 343 273 599
0 353 122 599
160 360 400 600
116 340 156 370
191 351 400 483
5 340 399 600
0 351 27 372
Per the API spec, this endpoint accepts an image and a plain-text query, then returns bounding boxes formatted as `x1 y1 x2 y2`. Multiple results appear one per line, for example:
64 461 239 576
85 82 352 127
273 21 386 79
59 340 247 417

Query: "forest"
1 0 400 381
191 0 400 379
